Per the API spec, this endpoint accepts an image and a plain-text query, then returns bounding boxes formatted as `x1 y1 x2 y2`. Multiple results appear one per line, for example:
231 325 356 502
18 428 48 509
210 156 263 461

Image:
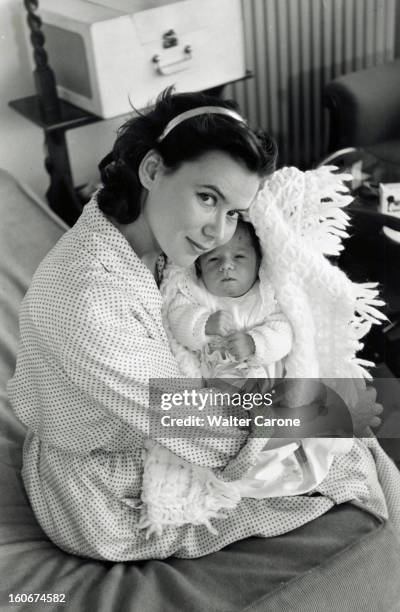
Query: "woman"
7 89 396 562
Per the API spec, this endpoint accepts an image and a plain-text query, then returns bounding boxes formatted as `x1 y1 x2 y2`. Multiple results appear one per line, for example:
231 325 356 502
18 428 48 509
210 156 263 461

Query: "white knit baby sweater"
166 278 292 378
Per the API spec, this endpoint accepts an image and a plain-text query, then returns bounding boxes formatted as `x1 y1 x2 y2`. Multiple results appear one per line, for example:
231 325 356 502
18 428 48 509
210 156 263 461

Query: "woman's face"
141 151 261 267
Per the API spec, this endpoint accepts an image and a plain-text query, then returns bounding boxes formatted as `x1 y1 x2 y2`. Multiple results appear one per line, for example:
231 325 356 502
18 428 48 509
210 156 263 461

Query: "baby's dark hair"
97 87 277 223
195 219 262 277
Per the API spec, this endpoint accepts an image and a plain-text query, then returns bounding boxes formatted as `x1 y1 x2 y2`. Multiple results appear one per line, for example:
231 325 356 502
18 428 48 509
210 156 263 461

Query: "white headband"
157 106 246 142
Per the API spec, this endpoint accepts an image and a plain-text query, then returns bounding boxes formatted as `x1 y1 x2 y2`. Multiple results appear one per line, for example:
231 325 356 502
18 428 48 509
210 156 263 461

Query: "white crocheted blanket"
139 166 388 538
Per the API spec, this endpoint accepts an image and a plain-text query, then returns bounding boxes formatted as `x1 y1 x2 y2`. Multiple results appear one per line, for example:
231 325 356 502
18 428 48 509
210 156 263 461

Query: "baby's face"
199 225 259 297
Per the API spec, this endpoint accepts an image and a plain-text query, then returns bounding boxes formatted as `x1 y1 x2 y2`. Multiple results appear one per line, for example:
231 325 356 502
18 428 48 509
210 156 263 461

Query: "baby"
164 221 355 496
164 220 382 436
166 220 293 381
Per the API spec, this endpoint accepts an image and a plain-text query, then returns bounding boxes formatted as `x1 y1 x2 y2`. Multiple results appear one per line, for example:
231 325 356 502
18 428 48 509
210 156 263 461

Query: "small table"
9 96 101 226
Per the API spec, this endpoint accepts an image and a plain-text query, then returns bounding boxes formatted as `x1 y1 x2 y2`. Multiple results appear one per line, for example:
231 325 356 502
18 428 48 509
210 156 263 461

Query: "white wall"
0 0 127 200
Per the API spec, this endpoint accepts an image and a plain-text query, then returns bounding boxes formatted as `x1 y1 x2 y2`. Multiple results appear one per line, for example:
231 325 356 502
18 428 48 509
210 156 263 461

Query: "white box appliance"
379 182 400 243
30 0 247 118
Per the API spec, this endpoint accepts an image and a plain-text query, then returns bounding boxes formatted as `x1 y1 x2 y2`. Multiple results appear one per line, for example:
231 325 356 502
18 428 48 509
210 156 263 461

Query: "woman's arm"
54 281 248 469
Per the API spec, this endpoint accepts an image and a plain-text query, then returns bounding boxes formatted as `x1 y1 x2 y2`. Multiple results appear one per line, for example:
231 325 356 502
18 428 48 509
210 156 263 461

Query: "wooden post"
23 0 60 121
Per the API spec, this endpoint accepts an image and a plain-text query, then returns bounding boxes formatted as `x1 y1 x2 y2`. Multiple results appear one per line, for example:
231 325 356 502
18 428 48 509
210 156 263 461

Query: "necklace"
155 254 166 287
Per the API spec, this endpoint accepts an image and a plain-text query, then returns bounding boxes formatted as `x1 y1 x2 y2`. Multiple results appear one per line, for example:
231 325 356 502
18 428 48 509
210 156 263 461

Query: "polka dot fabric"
7 197 396 561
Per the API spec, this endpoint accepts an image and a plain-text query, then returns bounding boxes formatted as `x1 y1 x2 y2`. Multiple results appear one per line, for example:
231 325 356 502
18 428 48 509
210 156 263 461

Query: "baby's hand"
205 310 234 336
226 332 255 361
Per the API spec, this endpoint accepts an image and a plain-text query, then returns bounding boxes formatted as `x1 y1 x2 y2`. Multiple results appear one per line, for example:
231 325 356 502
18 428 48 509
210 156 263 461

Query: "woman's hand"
205 310 234 336
351 385 383 436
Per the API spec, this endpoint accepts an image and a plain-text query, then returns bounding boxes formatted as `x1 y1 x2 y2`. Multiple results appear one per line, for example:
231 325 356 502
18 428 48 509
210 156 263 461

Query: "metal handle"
152 46 192 76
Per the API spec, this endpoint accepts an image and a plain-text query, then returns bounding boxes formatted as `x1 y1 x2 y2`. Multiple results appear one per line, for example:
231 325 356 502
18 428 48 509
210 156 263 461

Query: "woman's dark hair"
97 87 277 223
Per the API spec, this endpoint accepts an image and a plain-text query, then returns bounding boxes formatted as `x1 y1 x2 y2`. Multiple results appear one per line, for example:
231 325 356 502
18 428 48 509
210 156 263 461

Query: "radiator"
225 0 396 168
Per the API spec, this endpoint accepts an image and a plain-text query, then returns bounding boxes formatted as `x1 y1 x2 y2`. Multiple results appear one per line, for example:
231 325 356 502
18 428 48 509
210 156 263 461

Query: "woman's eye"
227 210 240 219
235 255 244 259
208 257 218 263
198 193 217 207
